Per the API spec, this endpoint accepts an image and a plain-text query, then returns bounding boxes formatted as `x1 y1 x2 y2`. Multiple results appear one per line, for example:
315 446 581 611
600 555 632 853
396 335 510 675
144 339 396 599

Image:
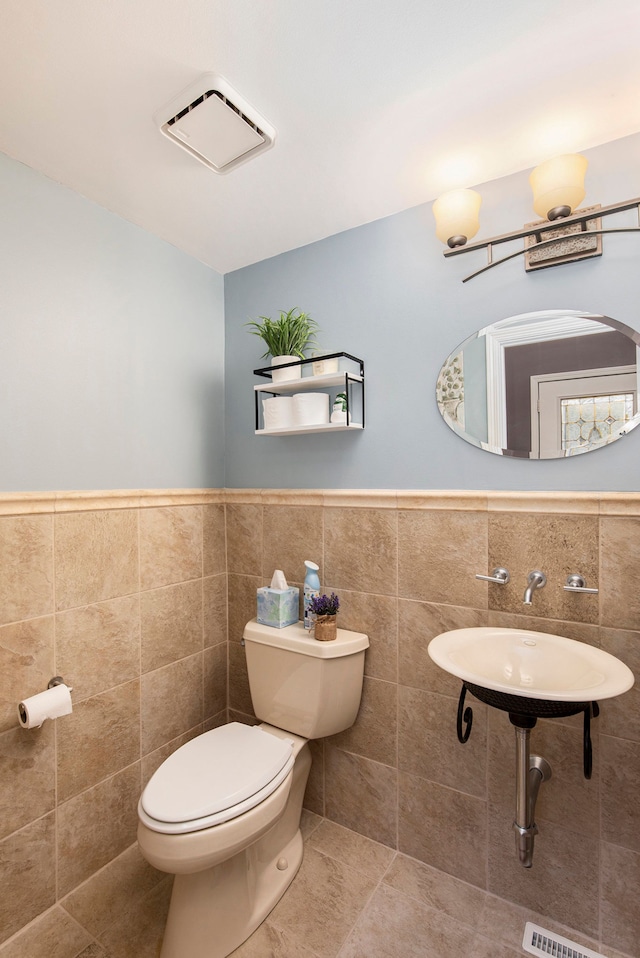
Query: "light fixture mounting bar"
443 197 640 283
461 226 640 283
443 197 640 258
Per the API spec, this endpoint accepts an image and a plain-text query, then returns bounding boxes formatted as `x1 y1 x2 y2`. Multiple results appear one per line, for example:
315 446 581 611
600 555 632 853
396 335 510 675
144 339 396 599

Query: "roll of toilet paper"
262 396 294 430
292 392 329 426
18 684 73 729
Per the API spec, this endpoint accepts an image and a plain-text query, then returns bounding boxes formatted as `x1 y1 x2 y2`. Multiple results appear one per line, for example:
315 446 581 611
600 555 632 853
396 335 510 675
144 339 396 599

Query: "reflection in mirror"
436 310 640 459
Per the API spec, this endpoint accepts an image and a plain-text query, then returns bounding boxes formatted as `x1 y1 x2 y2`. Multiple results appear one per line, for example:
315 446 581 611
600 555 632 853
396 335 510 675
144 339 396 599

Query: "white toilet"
137 618 369 958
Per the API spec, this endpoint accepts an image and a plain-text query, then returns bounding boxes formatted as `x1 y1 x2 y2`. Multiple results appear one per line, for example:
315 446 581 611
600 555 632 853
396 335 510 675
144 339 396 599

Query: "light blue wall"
224 133 640 490
0 154 225 492
4 134 639 495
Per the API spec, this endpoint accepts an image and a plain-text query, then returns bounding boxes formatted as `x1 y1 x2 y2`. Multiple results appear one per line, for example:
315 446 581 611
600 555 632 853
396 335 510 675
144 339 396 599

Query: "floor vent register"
522 922 606 958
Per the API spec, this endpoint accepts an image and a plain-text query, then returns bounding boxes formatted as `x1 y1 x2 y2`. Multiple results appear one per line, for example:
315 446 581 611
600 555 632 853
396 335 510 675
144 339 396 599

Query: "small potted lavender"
309 592 340 641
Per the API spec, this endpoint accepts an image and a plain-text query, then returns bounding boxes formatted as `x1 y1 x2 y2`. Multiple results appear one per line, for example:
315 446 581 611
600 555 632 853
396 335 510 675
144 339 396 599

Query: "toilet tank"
243 619 369 739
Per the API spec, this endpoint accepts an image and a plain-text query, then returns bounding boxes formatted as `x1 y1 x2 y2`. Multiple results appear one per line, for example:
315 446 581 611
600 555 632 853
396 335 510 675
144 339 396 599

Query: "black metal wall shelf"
253 352 365 436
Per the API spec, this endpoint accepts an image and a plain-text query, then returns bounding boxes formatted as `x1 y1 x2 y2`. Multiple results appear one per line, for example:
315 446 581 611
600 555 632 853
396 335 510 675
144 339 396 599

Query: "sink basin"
428 627 634 705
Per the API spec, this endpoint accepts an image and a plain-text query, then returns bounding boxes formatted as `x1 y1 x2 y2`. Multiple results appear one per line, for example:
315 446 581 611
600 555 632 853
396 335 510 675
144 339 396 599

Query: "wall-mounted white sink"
428 627 634 703
429 627 635 869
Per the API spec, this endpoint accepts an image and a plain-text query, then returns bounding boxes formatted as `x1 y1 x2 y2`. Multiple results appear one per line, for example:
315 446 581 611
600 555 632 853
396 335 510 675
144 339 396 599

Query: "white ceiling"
2 0 640 274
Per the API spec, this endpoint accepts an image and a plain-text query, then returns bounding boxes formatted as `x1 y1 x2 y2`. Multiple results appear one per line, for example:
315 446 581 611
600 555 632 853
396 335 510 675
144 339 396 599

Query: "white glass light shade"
433 189 482 247
529 154 588 220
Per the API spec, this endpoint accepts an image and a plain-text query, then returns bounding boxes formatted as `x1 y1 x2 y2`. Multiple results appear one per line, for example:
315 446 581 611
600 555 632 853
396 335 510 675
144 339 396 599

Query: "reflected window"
561 393 635 450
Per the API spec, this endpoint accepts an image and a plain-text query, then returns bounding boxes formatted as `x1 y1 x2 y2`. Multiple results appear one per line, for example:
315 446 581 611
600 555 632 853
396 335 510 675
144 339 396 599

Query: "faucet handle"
475 567 510 585
564 574 599 595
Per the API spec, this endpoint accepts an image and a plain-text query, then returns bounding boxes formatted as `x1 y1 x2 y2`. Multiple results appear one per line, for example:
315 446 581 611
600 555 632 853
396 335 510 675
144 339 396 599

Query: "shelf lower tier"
255 422 363 436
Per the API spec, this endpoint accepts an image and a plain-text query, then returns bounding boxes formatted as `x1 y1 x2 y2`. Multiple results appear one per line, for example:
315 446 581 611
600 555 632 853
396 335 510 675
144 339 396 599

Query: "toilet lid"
140 723 295 825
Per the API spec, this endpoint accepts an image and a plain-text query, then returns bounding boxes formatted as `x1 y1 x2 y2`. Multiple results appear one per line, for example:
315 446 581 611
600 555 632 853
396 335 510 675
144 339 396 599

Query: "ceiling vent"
154 74 276 174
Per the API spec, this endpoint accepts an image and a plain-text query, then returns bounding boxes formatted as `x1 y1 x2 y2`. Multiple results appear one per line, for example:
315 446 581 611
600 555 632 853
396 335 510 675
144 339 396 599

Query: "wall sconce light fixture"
434 154 640 282
433 189 482 248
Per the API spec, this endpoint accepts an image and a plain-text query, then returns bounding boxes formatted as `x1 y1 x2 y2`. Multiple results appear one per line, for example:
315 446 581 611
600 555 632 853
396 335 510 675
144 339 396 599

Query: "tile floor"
43 813 632 958
227 813 632 958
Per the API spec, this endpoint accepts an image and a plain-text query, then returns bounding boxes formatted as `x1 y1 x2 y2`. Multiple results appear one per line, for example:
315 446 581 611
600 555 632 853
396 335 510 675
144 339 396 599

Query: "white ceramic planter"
271 355 302 384
311 353 340 376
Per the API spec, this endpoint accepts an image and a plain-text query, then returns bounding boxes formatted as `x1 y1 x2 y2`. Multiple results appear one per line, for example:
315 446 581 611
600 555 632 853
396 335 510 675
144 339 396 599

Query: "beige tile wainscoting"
1 488 639 957
0 491 228 957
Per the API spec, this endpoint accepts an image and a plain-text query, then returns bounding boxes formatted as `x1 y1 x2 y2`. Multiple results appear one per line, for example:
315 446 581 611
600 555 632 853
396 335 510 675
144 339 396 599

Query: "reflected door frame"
483 313 606 449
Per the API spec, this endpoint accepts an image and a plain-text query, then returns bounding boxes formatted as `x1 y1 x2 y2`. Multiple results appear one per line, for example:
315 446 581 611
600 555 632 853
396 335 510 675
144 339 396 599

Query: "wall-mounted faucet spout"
523 570 546 605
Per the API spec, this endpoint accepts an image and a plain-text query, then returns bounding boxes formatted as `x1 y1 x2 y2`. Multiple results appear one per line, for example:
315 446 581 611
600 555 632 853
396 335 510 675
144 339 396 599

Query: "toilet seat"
139 723 295 835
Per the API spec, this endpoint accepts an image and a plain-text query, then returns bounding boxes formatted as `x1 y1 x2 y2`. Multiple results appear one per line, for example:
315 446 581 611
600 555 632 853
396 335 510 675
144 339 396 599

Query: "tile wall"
226 489 640 958
1 488 639 958
0 492 227 957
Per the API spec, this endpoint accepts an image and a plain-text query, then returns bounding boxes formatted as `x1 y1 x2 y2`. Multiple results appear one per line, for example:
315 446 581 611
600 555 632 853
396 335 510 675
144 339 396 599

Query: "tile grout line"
328 846 397 958
597 512 603 949
332 874 383 958
200 506 205 729
137 507 143 788
322 504 327 818
51 509 60 907
394 507 400 854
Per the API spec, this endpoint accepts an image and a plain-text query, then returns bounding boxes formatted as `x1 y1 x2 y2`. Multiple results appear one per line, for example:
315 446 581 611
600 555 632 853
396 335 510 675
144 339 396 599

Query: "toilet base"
156 736 311 958
160 827 304 958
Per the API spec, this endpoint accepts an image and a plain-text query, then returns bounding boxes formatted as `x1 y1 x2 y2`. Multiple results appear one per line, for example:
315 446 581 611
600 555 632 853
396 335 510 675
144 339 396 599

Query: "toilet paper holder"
18 675 73 728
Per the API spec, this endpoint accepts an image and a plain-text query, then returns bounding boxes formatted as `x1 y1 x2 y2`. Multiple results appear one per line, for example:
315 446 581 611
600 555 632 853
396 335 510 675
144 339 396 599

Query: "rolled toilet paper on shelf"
18 684 73 729
262 396 294 430
292 393 329 426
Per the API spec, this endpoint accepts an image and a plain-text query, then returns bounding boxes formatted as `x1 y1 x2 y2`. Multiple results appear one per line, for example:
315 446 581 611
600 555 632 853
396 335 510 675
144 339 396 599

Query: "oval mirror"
436 310 640 459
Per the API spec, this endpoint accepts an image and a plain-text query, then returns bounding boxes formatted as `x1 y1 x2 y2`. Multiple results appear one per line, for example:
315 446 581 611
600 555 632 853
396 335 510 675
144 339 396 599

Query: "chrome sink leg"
512 721 552 868
528 755 552 824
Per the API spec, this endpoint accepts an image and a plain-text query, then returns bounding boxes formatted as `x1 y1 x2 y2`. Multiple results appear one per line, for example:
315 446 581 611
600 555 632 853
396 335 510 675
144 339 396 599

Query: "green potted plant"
309 592 340 641
246 307 319 383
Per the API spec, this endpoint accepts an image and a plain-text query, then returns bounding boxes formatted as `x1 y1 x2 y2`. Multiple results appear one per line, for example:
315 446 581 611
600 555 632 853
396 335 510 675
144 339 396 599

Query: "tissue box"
257 586 300 629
